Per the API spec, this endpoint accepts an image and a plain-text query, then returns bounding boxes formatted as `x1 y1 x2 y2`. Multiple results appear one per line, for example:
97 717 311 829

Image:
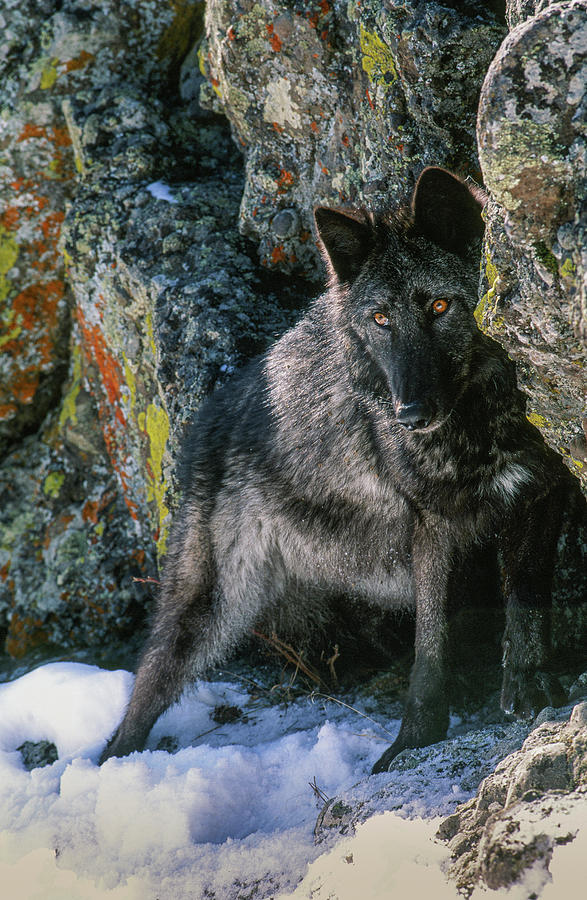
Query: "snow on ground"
0 662 582 899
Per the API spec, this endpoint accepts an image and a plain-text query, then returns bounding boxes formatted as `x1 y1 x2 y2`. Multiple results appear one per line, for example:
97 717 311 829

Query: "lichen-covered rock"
476 1 587 489
0 0 223 656
0 0 205 458
18 739 58 771
0 393 154 658
0 3 74 457
0 0 309 657
506 0 552 28
199 0 505 276
60 80 307 558
438 699 587 894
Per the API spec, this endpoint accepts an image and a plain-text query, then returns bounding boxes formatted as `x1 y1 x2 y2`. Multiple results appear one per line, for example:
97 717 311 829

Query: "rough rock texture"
0 0 304 660
477 0 587 489
0 0 74 458
60 81 305 557
0 0 205 657
438 700 587 895
0 0 585 665
17 738 59 771
201 0 505 275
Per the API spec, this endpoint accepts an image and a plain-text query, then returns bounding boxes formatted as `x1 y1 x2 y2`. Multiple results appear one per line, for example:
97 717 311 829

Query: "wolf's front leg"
372 521 453 773
499 485 567 718
100 510 241 763
99 593 211 762
99 564 222 763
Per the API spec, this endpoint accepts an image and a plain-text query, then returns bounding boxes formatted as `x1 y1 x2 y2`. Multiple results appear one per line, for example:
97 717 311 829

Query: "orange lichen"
1 207 20 230
266 23 282 51
1 132 71 418
271 244 288 264
276 169 295 193
76 308 142 523
132 548 146 567
76 309 126 413
17 123 46 142
0 275 66 425
11 374 39 404
5 613 51 658
82 499 101 524
307 1 330 30
0 403 18 420
63 50 94 73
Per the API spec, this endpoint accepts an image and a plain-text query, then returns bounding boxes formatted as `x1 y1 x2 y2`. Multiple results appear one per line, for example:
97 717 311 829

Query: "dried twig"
308 776 331 805
252 630 326 689
309 691 396 738
324 643 340 686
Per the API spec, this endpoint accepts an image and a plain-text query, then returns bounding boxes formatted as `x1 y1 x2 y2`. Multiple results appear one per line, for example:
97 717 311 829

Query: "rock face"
0 0 585 665
201 0 505 275
477 0 587 488
0 0 307 659
438 701 587 894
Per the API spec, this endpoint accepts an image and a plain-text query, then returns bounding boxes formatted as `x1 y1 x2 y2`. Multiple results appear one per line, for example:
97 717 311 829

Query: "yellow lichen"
526 411 549 428
59 345 82 428
475 254 499 330
485 257 498 288
0 325 22 349
40 57 60 89
144 402 170 555
359 26 397 87
0 225 19 303
559 257 576 278
197 45 207 78
43 472 65 498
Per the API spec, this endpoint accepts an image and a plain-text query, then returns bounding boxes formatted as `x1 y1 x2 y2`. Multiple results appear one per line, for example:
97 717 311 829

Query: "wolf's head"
314 168 486 432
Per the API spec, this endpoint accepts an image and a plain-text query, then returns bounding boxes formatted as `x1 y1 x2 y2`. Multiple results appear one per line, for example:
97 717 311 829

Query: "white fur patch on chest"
491 463 533 502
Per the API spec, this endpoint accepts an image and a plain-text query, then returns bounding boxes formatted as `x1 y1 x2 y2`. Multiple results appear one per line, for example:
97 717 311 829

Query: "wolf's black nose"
395 401 435 430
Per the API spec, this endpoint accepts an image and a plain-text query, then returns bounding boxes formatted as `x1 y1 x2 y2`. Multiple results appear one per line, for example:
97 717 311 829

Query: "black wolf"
101 167 571 772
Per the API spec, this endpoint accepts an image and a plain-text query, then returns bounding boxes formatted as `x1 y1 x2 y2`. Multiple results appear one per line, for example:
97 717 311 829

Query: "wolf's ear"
314 207 374 285
412 167 486 257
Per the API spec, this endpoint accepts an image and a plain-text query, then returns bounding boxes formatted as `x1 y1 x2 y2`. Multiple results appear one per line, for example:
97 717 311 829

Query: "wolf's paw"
371 739 406 774
500 668 567 718
98 728 145 765
371 717 448 774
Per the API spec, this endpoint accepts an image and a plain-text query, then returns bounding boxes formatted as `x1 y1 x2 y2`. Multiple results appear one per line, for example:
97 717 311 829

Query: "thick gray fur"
101 168 572 772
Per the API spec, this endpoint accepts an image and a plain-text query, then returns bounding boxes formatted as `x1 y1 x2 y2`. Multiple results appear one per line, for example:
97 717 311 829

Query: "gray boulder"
438 700 587 893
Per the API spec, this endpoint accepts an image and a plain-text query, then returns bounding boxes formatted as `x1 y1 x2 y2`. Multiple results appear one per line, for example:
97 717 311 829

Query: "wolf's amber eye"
373 312 389 327
432 298 450 315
